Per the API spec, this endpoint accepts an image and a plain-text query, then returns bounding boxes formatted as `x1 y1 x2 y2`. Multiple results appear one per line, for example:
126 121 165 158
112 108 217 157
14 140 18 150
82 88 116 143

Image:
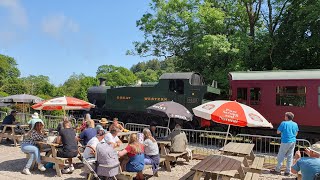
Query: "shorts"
57 148 78 158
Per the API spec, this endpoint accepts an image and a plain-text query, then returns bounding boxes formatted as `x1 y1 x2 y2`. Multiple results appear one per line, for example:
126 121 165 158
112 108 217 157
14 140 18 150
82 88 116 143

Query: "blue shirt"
2 114 16 125
292 157 320 180
79 128 97 145
278 120 299 143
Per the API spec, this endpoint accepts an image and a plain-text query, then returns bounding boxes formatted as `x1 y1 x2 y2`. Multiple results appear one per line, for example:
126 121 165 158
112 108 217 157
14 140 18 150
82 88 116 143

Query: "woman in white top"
143 128 160 175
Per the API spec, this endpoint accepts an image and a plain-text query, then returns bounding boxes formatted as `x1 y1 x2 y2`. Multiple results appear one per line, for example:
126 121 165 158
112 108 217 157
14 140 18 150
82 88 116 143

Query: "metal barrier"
16 113 32 124
0 111 7 121
181 129 233 155
43 115 64 129
233 134 311 165
125 123 171 138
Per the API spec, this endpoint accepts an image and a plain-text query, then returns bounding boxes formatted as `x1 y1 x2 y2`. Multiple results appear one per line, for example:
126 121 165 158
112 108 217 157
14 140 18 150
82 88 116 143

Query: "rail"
125 123 171 138
0 111 7 121
233 134 311 164
181 129 233 155
16 113 32 124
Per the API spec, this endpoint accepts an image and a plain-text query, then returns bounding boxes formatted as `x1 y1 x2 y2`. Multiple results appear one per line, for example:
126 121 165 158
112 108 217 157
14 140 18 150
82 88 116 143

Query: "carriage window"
250 88 261 105
237 88 247 104
176 80 184 94
276 86 306 107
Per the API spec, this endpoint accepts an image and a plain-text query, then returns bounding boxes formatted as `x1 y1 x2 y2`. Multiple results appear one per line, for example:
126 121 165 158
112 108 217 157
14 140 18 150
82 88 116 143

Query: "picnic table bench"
186 155 245 180
0 124 29 146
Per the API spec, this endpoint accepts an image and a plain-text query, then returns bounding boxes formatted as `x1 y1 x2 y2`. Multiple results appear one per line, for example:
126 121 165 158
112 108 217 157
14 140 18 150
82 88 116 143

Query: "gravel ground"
0 143 297 180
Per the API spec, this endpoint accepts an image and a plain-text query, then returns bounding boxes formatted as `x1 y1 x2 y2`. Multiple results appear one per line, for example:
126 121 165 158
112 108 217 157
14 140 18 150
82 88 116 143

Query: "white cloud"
42 14 79 39
0 0 28 28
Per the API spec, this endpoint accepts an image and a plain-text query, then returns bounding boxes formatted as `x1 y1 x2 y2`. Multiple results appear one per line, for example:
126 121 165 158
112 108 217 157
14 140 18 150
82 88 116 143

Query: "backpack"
96 142 120 177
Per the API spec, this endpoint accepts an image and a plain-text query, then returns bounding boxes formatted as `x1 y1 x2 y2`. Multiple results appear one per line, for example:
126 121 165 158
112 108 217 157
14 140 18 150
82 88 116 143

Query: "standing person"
291 143 320 180
143 128 160 175
0 110 17 130
271 112 299 176
109 118 124 132
118 133 145 180
104 128 122 147
149 123 157 138
56 120 78 173
20 120 46 175
79 113 95 132
79 121 97 146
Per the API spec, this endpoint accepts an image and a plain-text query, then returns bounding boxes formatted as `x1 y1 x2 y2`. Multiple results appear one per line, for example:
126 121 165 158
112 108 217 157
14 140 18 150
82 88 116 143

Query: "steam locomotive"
87 72 220 128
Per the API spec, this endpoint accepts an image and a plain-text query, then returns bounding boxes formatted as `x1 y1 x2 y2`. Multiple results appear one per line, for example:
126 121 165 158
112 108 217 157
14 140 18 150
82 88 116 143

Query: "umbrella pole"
220 124 231 163
167 117 171 129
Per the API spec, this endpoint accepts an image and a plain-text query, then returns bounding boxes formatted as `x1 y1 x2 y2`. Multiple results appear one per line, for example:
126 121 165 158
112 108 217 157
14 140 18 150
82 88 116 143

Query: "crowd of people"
0 112 189 180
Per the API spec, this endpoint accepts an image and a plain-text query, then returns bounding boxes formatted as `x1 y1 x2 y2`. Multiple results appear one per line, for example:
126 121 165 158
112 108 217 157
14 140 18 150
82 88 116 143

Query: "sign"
116 96 131 100
144 97 168 101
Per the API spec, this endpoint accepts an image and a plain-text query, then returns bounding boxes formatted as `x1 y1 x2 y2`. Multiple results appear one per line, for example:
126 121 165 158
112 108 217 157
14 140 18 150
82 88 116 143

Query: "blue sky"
0 0 153 85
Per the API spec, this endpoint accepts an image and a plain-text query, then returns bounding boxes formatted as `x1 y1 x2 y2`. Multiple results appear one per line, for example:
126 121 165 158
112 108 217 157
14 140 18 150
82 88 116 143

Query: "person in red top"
118 133 145 180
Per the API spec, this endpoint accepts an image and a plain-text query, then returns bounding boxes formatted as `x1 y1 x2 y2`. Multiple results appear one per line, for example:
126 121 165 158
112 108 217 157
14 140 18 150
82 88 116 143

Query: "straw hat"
99 118 108 124
307 143 320 155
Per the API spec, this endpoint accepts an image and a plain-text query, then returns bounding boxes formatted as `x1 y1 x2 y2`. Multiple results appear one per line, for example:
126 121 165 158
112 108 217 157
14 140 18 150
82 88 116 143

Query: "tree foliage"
96 65 137 86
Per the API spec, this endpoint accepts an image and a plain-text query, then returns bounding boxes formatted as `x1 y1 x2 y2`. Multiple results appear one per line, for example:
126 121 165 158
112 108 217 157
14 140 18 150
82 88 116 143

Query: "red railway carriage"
229 70 320 135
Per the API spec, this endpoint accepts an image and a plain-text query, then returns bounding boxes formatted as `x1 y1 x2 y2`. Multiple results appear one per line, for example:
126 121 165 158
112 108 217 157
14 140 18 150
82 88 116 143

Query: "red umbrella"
32 96 95 111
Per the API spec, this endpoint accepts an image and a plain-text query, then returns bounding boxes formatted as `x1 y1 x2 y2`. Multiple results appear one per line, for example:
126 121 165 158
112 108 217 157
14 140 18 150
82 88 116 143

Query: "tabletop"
220 142 255 156
118 131 139 137
191 155 243 178
3 124 29 128
157 140 171 145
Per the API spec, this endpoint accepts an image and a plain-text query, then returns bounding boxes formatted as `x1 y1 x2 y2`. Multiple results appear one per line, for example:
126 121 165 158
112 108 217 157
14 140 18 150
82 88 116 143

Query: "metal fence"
125 123 171 138
43 115 64 129
0 111 7 121
16 113 32 124
181 129 233 155
233 134 311 164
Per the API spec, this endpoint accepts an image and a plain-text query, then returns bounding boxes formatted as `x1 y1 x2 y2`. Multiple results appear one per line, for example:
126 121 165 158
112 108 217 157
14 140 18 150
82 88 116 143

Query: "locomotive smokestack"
99 78 106 86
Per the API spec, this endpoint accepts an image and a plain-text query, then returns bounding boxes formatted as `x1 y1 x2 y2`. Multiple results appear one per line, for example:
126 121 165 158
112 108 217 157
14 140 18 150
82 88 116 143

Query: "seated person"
20 120 46 175
27 112 40 129
109 118 124 132
79 113 95 132
118 134 145 180
99 118 109 130
56 116 69 133
143 128 160 175
104 128 122 147
56 120 78 174
291 143 320 180
79 121 97 146
1 110 17 130
83 125 106 160
149 122 157 138
167 124 188 153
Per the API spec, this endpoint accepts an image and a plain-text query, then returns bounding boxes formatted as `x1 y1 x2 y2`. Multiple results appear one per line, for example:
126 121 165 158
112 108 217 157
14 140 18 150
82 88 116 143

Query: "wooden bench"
165 151 189 172
244 172 260 180
179 171 195 180
249 156 265 173
119 164 153 180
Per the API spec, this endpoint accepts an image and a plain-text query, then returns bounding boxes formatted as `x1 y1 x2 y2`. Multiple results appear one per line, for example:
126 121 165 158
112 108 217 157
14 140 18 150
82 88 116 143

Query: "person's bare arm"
56 136 62 144
291 150 301 174
277 130 281 134
118 149 128 157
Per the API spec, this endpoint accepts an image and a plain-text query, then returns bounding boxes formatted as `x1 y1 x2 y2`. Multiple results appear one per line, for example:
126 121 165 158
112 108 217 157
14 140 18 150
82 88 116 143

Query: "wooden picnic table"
220 142 255 167
0 124 29 146
157 140 171 156
191 155 245 180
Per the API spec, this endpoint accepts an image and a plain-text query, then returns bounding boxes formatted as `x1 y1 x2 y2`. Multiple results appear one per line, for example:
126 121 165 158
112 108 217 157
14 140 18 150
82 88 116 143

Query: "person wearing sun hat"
99 118 109 129
291 143 320 180
28 112 40 129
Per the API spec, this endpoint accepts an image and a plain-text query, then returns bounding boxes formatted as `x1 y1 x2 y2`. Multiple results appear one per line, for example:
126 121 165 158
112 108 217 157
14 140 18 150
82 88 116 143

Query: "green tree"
96 65 137 86
135 69 159 82
21 75 56 96
0 54 20 88
74 76 98 101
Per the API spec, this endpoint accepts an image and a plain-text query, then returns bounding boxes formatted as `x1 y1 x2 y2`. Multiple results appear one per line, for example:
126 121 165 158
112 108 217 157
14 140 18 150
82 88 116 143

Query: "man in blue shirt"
79 121 96 145
271 112 299 176
292 143 320 180
0 110 17 130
